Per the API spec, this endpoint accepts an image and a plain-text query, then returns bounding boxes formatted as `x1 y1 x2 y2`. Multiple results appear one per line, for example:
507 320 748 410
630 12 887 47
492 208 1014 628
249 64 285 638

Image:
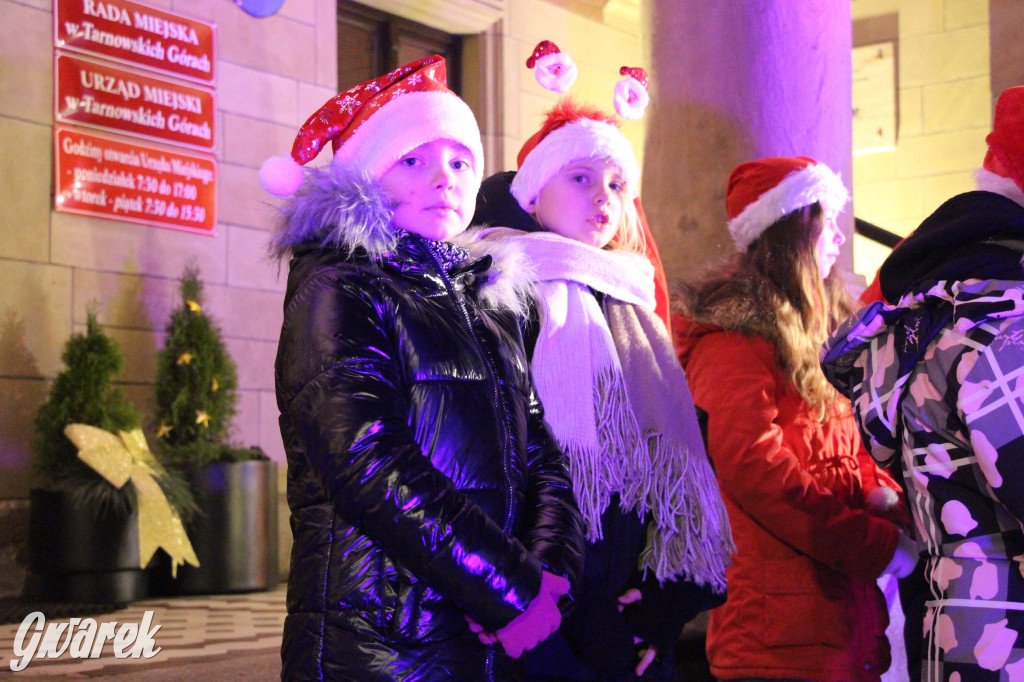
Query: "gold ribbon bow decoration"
63 424 200 577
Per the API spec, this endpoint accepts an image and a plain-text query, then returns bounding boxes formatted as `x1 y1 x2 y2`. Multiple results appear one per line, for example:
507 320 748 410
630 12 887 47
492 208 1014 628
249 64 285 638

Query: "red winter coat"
673 314 902 682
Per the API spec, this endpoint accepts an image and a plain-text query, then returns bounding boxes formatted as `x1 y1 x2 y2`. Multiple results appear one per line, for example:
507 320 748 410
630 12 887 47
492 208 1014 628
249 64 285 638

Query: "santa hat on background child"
510 44 670 326
974 85 1024 206
725 156 849 252
862 86 1024 304
259 54 483 196
510 98 642 211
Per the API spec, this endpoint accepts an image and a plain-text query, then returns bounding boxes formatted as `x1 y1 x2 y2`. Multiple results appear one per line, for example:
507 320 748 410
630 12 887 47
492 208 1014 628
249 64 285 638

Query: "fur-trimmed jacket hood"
269 163 397 260
672 276 780 368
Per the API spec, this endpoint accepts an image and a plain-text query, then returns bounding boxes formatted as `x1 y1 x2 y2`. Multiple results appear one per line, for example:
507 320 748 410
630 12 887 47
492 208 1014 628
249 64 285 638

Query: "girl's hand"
493 571 570 657
465 615 498 645
634 641 657 676
618 589 656 675
616 587 643 613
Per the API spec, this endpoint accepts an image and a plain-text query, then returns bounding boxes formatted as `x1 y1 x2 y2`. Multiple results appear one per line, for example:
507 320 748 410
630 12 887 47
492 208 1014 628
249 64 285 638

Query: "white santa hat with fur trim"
725 156 849 252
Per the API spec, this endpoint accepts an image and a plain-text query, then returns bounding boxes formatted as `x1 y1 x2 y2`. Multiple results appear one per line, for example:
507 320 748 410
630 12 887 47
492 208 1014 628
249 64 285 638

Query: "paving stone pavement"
0 584 285 679
0 583 715 681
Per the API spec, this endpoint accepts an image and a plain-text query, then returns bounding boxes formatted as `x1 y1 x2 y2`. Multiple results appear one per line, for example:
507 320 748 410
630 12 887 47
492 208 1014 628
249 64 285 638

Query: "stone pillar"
642 0 854 281
990 0 1024 101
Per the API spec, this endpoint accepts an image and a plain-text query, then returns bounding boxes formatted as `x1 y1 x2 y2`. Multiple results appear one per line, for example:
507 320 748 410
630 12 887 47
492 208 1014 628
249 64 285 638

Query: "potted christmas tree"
149 264 277 594
29 309 194 604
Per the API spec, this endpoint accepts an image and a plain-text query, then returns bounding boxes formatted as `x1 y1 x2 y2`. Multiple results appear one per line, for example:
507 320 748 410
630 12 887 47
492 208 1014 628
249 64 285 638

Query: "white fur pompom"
259 155 305 196
866 486 900 514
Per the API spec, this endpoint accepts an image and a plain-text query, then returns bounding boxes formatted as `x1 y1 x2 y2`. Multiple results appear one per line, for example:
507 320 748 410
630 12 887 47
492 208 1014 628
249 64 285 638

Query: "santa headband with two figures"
510 40 651 212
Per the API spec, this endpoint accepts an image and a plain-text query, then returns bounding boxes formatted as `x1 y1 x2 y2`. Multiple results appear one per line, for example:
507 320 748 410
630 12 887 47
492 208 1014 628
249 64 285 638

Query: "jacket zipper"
424 245 516 530
423 245 513 682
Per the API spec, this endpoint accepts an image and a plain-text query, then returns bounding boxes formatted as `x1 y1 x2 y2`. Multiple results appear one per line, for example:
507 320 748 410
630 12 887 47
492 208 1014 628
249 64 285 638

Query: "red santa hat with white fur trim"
974 85 1024 203
258 54 483 196
726 156 849 252
510 98 641 211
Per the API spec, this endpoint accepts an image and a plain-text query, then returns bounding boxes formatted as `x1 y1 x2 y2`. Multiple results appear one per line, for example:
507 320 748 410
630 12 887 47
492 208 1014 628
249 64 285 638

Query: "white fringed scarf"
457 228 733 589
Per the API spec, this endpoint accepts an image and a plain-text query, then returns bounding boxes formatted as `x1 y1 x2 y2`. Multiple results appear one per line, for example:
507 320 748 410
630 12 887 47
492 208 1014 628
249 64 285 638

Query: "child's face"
379 139 478 242
530 159 626 248
814 211 845 279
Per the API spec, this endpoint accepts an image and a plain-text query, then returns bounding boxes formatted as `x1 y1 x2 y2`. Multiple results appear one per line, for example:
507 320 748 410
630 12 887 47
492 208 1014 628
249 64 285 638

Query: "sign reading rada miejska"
55 0 215 84
53 0 217 235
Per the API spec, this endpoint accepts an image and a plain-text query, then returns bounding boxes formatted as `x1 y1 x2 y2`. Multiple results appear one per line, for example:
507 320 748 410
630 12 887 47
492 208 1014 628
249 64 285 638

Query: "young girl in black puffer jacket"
260 55 584 682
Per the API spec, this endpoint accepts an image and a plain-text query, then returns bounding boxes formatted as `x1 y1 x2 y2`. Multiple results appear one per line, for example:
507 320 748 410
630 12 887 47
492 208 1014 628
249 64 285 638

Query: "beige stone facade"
0 0 1020 592
851 0 1004 281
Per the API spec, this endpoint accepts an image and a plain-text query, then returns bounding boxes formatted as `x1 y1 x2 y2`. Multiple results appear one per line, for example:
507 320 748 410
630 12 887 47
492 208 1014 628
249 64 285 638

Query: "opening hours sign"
55 127 217 235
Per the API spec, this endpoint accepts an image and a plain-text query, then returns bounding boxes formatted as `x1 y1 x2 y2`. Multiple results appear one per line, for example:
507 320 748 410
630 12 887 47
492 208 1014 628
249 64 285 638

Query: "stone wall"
851 0 994 280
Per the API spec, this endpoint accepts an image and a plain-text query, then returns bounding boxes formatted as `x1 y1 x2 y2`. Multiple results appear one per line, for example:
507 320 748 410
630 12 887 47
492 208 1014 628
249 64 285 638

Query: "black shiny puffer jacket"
274 165 584 681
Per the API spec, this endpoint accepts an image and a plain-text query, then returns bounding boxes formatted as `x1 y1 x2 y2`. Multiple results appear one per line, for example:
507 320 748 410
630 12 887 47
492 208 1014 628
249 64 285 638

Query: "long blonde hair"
686 203 852 420
610 194 646 254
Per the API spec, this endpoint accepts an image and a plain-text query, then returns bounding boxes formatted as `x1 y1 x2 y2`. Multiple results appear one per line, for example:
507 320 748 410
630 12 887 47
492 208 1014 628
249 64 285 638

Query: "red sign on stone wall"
55 53 215 150
54 126 217 234
55 0 216 85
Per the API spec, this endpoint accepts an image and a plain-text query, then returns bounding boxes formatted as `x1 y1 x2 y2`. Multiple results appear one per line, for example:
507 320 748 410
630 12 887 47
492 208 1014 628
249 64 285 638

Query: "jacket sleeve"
627 572 725 656
517 385 585 588
958 318 1024 522
685 332 899 581
278 272 542 631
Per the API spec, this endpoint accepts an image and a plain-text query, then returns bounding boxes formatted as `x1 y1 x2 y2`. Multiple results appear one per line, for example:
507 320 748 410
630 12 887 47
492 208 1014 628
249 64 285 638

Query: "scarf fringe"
595 370 643 506
584 371 733 590
565 442 612 543
568 368 640 543
638 435 734 589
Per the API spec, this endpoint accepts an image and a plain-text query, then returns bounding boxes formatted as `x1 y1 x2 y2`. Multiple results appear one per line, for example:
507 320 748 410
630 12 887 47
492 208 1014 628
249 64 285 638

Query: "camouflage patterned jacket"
822 278 1024 678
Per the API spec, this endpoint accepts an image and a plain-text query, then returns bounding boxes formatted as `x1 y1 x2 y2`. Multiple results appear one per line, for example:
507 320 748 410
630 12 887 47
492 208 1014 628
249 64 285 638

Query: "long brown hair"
685 203 853 420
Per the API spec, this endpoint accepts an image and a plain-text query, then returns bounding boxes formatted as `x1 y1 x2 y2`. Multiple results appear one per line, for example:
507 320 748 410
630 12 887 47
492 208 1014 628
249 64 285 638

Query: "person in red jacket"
673 156 917 681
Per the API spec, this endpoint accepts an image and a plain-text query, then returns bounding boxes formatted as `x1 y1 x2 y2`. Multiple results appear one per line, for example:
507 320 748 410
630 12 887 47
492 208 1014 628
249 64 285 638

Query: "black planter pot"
150 459 278 594
27 487 148 605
